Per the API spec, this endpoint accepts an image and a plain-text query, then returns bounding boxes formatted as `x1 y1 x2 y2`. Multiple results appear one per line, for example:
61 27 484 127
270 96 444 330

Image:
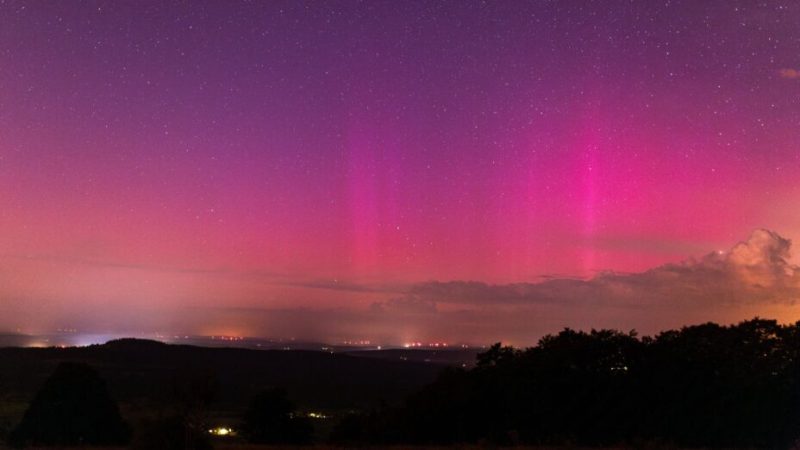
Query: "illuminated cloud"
3 230 799 345
401 229 800 308
779 68 800 79
192 229 800 345
245 229 800 343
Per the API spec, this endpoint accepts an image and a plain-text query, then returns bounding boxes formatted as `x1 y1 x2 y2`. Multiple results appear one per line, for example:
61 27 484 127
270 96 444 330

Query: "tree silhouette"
332 318 800 448
8 361 130 447
131 369 218 450
171 369 218 448
241 388 312 444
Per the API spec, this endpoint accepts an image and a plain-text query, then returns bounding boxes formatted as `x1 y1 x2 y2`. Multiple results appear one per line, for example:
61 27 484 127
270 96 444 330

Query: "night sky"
2 1 800 345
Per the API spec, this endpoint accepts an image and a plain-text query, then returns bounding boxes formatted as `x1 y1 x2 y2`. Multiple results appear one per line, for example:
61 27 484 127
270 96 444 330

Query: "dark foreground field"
0 446 607 450
0 339 464 443
4 319 800 448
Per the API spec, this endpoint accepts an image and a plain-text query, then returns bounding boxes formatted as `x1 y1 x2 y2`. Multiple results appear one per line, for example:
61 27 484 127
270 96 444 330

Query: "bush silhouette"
241 388 313 444
8 361 130 447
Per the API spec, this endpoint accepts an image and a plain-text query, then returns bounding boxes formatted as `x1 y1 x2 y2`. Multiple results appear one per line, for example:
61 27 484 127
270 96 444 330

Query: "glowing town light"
208 427 235 437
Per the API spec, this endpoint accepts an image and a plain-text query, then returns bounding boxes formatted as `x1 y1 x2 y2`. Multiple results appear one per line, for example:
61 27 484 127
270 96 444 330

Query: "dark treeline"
331 318 800 448
8 318 800 448
8 362 314 449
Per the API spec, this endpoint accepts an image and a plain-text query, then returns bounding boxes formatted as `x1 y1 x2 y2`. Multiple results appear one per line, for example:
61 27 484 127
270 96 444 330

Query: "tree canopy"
241 387 313 444
9 362 130 447
332 318 800 448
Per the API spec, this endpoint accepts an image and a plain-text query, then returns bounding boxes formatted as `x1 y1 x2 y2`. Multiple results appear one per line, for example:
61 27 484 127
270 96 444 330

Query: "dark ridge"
101 338 169 349
0 339 443 413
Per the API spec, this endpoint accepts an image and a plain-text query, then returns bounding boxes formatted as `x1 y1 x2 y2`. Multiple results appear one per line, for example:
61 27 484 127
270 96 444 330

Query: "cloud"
278 278 403 294
399 229 800 309
203 229 798 345
280 229 800 311
370 296 438 314
4 229 799 346
779 68 800 79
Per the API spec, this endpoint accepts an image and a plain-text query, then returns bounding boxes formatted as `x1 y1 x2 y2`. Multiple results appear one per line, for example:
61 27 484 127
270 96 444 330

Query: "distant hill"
0 339 446 416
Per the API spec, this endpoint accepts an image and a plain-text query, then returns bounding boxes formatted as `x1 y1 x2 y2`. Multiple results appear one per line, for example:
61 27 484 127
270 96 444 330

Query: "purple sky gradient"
2 1 800 344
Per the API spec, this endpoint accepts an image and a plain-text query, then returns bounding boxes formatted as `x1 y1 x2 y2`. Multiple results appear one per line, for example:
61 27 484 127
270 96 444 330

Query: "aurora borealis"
2 1 800 344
